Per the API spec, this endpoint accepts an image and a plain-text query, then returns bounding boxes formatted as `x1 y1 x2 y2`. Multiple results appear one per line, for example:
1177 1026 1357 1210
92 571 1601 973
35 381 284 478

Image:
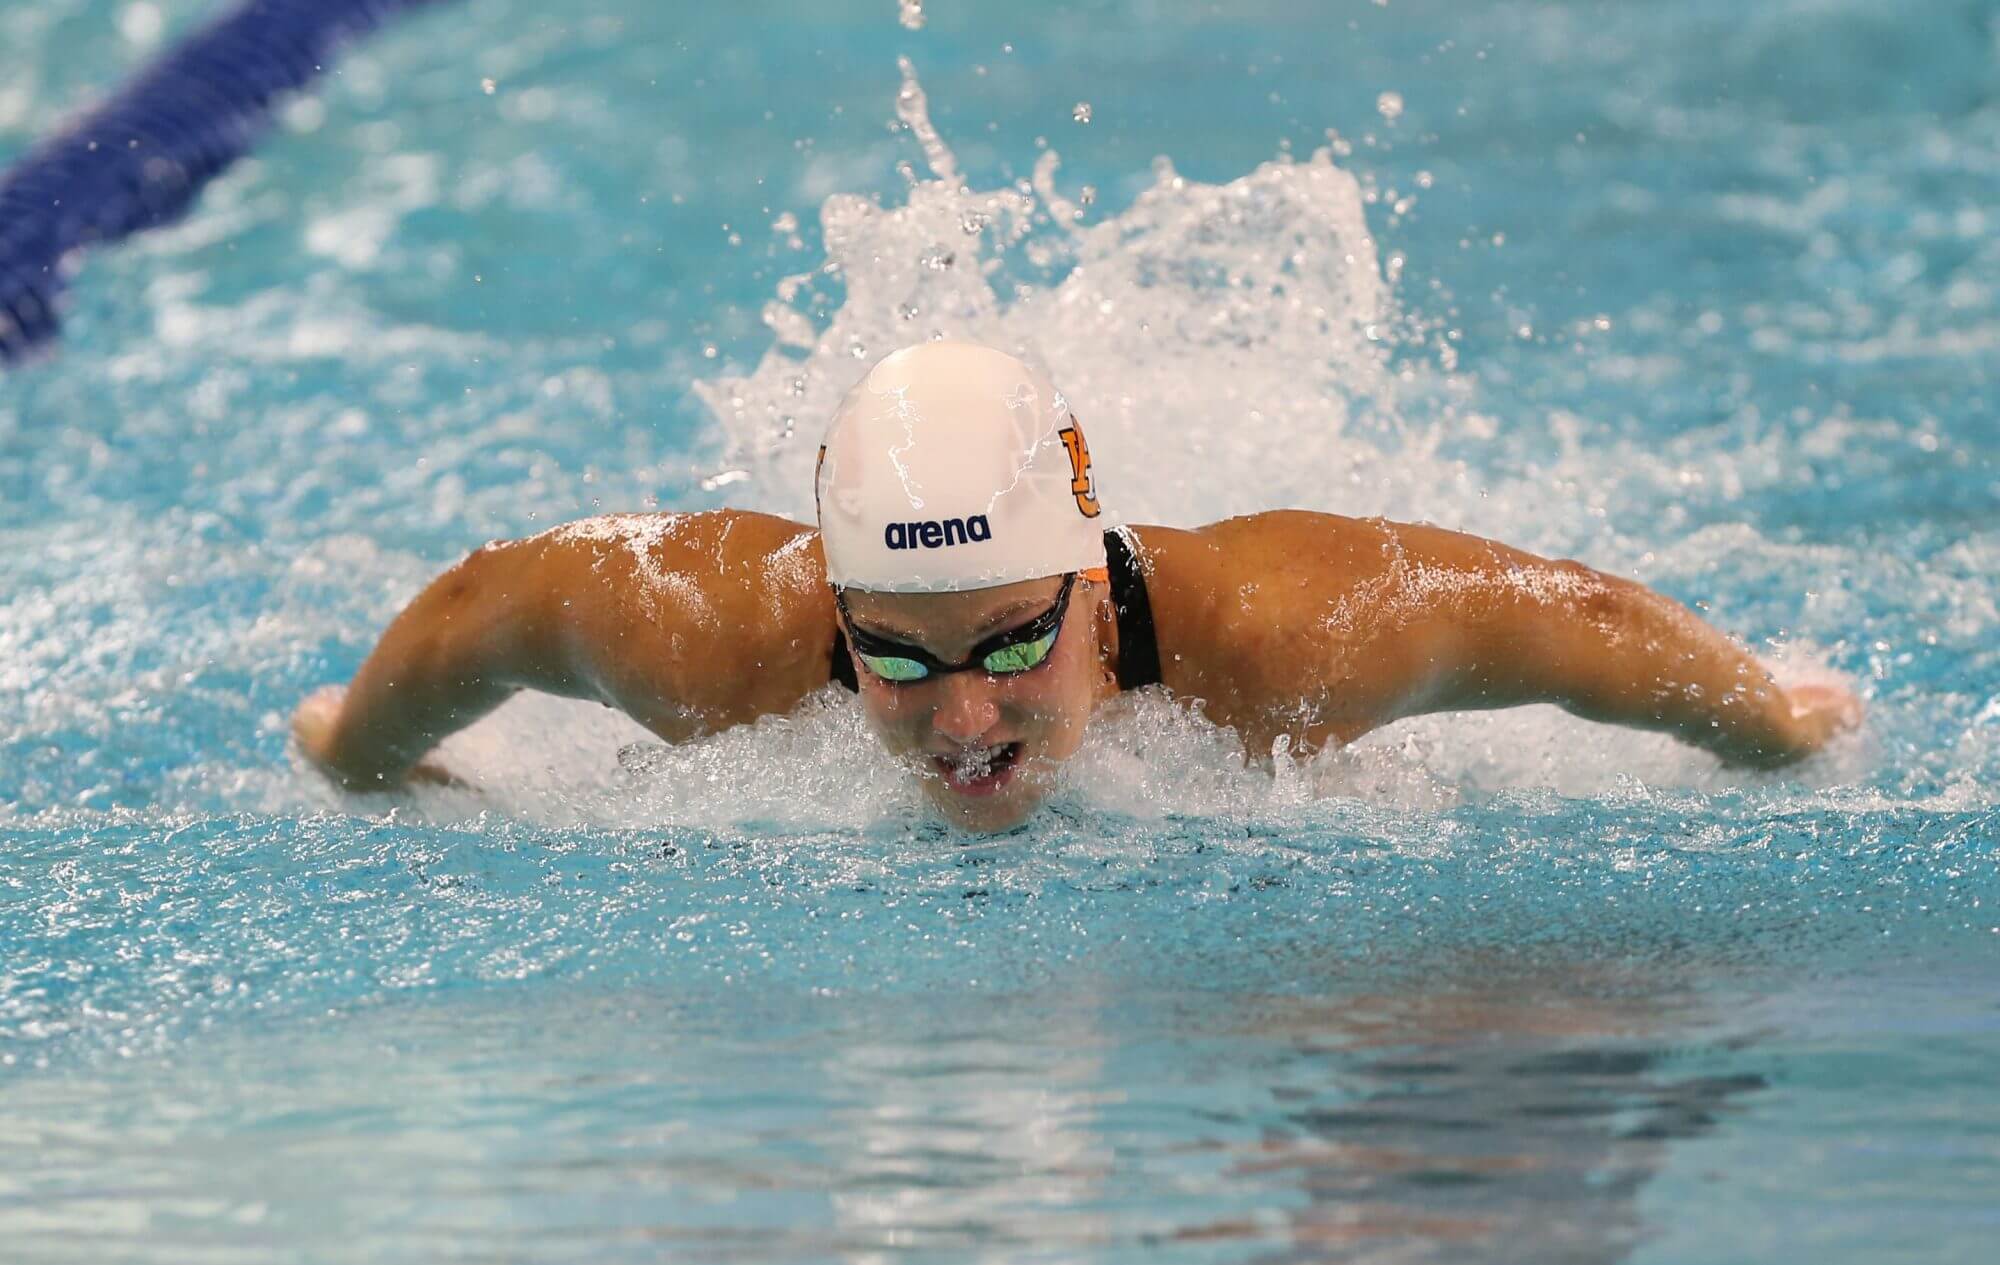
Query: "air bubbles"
1375 91 1404 122
1072 102 1092 124
898 0 925 30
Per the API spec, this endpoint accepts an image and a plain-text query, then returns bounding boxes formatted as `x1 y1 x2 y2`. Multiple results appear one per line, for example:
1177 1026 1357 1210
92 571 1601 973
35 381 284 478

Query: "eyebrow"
851 597 1046 646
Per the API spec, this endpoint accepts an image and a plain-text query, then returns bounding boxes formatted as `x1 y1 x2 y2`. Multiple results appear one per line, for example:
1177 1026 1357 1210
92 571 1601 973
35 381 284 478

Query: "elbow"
1549 560 1636 630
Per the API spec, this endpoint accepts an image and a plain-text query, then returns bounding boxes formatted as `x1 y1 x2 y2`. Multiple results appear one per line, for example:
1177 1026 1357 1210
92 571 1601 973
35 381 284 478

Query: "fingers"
1788 681 1863 730
1784 681 1863 753
290 685 347 758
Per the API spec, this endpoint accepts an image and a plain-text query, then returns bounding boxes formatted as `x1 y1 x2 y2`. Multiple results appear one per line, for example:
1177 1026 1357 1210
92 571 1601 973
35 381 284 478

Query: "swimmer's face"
839 575 1110 833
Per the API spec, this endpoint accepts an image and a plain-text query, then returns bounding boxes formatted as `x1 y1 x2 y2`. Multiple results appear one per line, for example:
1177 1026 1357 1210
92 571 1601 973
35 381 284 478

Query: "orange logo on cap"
1058 417 1100 519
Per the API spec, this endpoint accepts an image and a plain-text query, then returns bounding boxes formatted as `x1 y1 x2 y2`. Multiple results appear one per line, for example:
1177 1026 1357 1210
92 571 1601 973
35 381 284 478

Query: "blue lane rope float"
0 0 448 364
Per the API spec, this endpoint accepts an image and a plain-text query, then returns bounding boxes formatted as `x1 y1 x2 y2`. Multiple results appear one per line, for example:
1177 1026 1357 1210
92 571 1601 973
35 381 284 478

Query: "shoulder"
1117 512 1530 745
1125 511 1401 599
520 509 820 579
1130 510 1539 593
505 510 840 734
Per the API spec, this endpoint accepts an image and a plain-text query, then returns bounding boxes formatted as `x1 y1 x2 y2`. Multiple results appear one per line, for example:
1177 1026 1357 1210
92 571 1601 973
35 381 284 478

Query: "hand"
291 685 468 790
291 684 349 776
1782 679 1863 755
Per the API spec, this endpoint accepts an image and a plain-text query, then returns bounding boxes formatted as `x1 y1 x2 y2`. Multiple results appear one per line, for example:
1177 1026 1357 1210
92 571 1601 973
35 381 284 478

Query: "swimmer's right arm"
290 539 588 789
290 511 840 790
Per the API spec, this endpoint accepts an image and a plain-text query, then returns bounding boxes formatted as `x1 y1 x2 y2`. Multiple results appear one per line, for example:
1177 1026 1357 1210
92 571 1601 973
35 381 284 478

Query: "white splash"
697 58 1398 536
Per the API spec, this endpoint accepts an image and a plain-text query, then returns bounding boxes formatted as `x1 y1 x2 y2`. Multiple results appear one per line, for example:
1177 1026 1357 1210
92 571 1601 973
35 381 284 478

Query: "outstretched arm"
1143 513 1860 766
1379 522 1858 766
1430 542 1856 767
290 541 566 789
291 511 838 789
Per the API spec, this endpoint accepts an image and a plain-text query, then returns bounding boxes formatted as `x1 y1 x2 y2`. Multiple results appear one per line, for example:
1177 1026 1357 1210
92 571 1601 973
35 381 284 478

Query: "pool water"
4 0 1999 1259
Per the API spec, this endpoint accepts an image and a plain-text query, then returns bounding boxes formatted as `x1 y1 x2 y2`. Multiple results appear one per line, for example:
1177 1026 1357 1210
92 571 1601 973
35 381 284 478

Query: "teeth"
952 747 996 777
944 745 1006 779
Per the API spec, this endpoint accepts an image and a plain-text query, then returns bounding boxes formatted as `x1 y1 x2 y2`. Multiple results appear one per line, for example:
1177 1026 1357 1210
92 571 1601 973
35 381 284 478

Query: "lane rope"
0 0 446 364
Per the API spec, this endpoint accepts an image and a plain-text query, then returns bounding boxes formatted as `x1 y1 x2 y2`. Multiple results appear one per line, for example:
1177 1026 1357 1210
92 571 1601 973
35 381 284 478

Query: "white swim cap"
816 341 1107 593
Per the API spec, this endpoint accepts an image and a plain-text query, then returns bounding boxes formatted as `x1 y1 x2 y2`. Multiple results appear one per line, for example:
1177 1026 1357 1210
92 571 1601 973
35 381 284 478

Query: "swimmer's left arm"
1383 523 1861 767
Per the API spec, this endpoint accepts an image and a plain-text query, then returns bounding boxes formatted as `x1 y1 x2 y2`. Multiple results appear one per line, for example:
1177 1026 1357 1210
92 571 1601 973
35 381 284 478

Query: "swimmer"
292 341 1862 831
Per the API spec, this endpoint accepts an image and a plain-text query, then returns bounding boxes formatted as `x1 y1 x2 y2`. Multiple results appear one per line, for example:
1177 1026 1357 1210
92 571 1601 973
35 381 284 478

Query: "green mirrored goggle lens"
858 653 931 682
857 626 1058 683
980 628 1058 675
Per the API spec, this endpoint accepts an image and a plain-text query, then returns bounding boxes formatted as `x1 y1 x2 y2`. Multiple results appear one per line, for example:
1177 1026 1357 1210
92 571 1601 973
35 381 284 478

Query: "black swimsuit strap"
830 627 859 692
1104 526 1163 691
827 527 1162 694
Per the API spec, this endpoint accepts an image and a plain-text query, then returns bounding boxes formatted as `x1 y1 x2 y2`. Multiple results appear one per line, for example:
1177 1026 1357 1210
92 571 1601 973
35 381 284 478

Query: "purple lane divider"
0 0 449 364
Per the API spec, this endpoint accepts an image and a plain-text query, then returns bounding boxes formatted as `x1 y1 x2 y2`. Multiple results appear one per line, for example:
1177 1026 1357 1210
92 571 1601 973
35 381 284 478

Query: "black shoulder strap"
1104 527 1162 690
830 629 858 692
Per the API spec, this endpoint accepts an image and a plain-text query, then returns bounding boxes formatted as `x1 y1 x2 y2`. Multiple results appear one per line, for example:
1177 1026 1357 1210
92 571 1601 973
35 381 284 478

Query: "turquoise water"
4 0 1999 1259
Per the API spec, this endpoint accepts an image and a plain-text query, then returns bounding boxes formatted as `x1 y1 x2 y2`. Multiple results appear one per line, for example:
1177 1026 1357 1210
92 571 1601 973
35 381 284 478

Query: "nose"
930 671 1001 745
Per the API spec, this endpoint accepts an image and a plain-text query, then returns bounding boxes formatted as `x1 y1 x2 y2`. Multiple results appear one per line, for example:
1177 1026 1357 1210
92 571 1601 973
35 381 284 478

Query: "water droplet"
1376 91 1403 121
1072 101 1092 124
119 3 165 45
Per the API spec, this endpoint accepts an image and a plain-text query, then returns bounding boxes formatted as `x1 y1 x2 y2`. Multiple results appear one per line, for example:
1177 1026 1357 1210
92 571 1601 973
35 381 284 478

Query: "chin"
921 774 1048 834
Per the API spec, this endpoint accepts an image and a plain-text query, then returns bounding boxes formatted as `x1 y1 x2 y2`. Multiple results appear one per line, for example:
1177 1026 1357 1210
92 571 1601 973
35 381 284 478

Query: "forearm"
311 548 578 787
1512 573 1809 766
318 649 516 789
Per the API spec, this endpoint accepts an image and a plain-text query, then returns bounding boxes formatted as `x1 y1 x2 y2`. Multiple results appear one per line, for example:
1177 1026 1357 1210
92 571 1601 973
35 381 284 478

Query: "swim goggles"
836 573 1076 684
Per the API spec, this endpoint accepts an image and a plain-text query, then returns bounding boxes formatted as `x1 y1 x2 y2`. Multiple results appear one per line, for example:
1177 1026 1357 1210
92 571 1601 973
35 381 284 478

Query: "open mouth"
932 742 1023 796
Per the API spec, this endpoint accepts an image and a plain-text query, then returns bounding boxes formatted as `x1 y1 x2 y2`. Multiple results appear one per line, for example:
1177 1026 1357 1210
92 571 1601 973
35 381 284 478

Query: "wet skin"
292 509 1862 831
837 576 1122 832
